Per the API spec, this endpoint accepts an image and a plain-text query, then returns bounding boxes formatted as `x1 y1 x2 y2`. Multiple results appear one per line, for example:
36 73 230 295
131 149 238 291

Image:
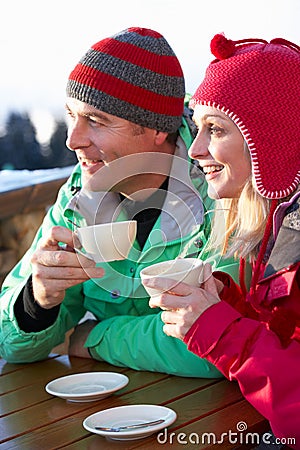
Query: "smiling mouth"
80 158 103 167
203 165 224 175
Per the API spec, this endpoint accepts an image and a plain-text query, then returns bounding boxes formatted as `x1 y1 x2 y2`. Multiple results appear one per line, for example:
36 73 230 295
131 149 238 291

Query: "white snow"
0 166 75 193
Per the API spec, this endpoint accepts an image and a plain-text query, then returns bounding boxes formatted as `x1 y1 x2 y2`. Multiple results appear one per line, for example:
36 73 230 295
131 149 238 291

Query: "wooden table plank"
0 357 268 450
138 400 268 450
0 375 219 448
128 400 266 450
0 354 62 376
0 366 170 418
53 399 268 450
1 355 124 395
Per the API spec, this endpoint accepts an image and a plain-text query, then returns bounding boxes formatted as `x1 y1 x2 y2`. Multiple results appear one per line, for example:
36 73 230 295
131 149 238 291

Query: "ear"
154 131 169 145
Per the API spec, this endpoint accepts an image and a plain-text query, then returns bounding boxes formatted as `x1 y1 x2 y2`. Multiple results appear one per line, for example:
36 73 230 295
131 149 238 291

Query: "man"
0 27 238 376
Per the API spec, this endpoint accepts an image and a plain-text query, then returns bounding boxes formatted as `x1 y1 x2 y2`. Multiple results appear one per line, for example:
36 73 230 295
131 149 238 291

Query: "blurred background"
0 0 299 171
0 0 299 284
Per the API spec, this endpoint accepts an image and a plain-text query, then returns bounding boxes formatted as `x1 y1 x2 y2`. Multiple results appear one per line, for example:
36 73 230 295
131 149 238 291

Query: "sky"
1 0 299 140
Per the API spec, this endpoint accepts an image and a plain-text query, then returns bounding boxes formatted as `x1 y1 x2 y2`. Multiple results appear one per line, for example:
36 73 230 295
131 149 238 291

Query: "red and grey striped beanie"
67 27 185 133
191 34 300 199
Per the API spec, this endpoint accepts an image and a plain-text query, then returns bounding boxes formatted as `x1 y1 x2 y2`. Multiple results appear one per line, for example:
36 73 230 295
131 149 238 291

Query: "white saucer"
83 404 177 440
45 372 129 402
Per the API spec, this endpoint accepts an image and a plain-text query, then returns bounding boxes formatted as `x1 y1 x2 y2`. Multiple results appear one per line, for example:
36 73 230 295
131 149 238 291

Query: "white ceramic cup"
140 257 204 297
76 220 137 263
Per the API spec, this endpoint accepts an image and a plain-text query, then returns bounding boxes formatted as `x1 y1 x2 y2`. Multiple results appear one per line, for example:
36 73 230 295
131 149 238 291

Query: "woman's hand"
145 263 222 340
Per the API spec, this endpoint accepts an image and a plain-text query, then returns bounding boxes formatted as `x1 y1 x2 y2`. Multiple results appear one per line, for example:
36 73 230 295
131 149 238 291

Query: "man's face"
65 98 171 195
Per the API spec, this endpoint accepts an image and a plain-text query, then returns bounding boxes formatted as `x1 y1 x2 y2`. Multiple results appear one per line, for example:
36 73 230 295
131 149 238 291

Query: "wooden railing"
0 172 71 286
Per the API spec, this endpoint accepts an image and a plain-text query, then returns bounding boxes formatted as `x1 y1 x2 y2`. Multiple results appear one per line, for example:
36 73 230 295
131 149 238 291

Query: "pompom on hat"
191 33 300 199
66 27 185 133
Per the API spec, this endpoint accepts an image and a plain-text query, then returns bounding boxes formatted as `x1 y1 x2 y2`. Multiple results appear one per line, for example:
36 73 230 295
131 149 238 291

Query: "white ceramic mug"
76 220 137 263
140 257 204 297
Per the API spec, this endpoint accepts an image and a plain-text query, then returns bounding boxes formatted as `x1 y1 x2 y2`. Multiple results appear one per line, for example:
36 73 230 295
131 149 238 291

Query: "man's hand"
68 319 98 358
31 226 104 309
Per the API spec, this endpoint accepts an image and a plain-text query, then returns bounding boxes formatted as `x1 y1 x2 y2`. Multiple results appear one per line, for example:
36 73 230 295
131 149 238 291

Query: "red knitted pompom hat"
191 34 300 199
67 27 185 133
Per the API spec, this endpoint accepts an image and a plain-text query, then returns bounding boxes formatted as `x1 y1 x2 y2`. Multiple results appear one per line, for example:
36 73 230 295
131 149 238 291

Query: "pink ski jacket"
184 192 300 447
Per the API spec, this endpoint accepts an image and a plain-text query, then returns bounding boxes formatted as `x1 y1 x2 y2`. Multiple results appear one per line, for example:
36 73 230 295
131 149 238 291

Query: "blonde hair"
208 177 271 262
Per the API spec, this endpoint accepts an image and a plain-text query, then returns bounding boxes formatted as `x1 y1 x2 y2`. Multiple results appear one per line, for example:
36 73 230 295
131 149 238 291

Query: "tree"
2 112 44 169
0 112 77 170
47 119 77 168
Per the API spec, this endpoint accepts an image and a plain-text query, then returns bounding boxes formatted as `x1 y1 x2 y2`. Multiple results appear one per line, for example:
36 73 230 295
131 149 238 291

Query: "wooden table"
0 354 268 449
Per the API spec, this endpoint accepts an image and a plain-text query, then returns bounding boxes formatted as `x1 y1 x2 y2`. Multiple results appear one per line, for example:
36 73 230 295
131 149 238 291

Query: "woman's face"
189 105 252 199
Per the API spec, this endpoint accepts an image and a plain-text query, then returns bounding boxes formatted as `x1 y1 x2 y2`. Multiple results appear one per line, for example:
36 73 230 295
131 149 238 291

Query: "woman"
143 34 300 446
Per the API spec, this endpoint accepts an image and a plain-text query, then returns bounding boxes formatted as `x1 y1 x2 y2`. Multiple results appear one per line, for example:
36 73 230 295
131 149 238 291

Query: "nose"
66 119 90 152
188 130 210 161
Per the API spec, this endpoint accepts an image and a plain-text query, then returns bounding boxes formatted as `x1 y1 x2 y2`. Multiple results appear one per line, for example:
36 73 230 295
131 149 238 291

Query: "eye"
87 115 105 128
209 125 223 136
188 114 198 138
65 107 75 120
191 122 198 138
